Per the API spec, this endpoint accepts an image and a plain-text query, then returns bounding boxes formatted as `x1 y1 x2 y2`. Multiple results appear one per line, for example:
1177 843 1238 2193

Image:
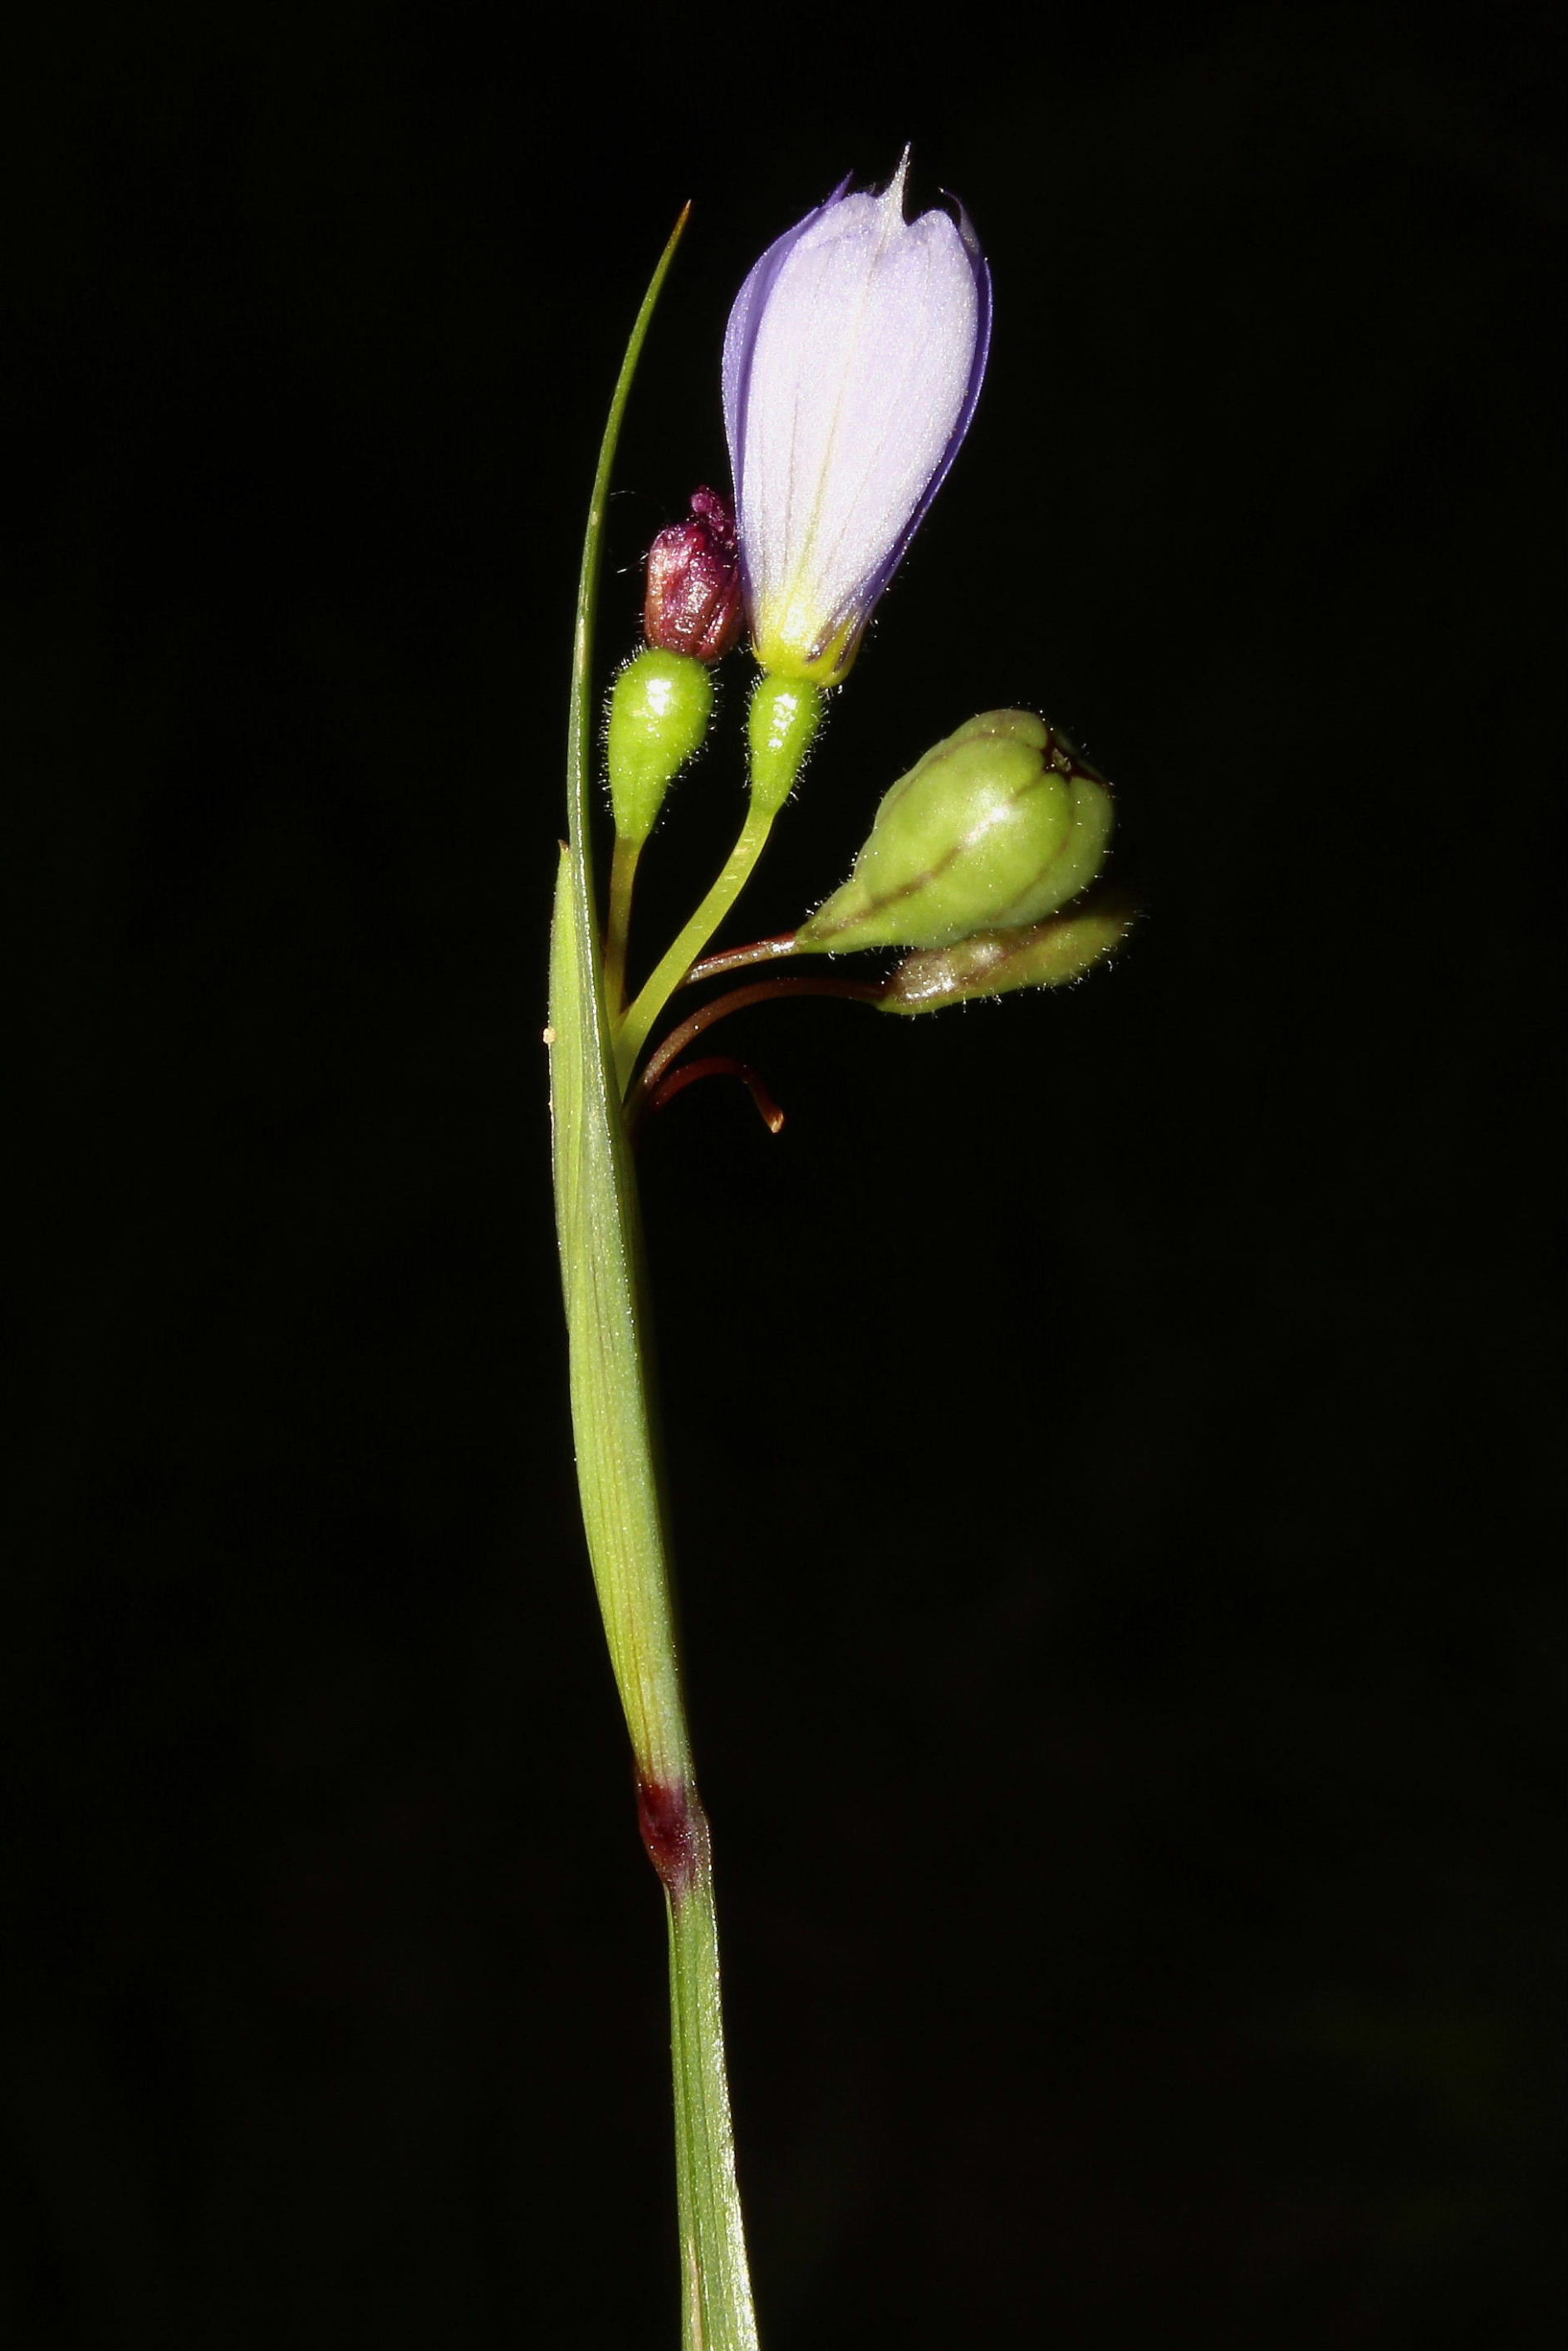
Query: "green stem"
604 833 643 1017
669 1835 757 2351
614 802 777 1090
547 210 758 2350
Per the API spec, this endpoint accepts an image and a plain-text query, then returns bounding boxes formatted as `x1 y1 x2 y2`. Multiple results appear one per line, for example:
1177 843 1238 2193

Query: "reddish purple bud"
644 486 743 663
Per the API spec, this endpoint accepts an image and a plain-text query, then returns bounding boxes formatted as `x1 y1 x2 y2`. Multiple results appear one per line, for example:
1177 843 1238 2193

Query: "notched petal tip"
880 147 913 214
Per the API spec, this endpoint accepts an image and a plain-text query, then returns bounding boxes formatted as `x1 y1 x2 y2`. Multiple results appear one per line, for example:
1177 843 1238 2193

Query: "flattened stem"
547 214 759 2349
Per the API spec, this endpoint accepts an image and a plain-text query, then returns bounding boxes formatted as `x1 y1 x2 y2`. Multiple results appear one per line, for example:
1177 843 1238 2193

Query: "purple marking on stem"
637 1773 707 1902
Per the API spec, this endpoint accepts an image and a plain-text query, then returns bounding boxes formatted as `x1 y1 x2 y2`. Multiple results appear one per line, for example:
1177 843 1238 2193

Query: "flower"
723 153 991 686
643 487 743 663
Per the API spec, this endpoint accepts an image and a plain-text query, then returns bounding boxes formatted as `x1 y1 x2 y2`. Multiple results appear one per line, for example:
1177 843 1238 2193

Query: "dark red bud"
644 486 743 663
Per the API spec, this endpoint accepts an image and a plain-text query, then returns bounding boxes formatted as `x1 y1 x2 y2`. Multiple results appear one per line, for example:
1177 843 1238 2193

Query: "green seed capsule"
606 648 714 846
796 710 1115 954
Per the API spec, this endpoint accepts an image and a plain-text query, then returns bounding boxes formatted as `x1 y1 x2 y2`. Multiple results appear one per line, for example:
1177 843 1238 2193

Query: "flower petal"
723 158 991 679
722 175 851 513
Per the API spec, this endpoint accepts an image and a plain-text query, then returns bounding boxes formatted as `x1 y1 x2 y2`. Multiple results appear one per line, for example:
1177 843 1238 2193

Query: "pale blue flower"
723 155 992 685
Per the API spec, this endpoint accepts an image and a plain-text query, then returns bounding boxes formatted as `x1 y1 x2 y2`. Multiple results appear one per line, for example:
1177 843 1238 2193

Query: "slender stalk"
630 973 886 1125
687 932 801 985
614 802 777 1090
547 211 758 2351
604 834 643 1016
644 1054 787 1134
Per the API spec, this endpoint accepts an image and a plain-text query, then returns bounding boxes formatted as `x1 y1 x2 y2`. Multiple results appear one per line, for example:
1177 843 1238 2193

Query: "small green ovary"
606 648 714 846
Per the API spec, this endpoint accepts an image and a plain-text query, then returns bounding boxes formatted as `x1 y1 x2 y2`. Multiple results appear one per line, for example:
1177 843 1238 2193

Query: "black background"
3 5 1561 2346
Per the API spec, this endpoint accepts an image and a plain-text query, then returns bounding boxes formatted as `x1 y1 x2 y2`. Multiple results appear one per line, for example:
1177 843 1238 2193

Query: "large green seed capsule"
606 648 714 847
796 709 1115 954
